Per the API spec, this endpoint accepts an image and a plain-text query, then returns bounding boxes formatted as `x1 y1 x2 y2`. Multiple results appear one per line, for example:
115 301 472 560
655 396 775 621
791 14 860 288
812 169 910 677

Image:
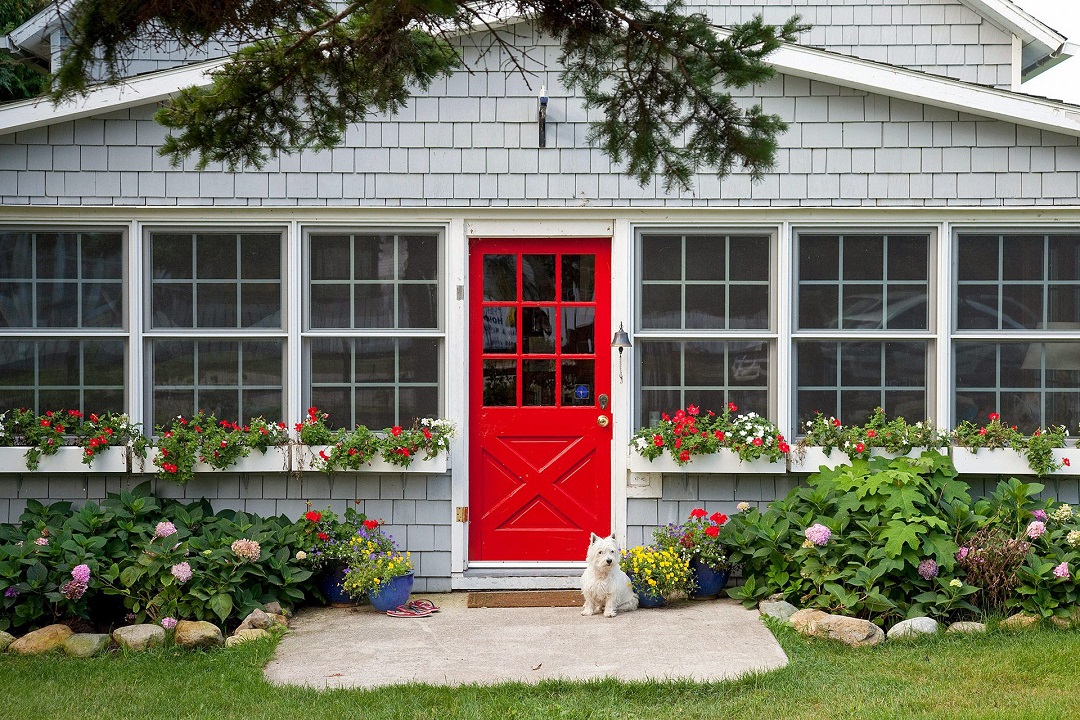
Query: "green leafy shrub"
725 451 976 624
0 484 315 633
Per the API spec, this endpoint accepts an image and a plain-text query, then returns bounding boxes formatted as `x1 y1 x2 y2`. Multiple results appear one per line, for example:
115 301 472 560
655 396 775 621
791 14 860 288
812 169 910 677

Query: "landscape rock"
1000 613 1038 631
269 613 288 628
815 615 885 647
112 624 165 651
1049 607 1080 630
63 633 111 658
236 608 272 631
946 621 987 634
888 617 939 640
759 600 798 623
226 628 270 647
174 620 224 649
0 630 14 652
263 601 285 616
8 624 72 655
789 608 828 634
766 593 788 603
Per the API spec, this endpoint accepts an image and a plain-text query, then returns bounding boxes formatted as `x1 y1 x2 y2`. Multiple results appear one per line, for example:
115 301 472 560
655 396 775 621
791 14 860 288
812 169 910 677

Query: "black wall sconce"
539 85 548 148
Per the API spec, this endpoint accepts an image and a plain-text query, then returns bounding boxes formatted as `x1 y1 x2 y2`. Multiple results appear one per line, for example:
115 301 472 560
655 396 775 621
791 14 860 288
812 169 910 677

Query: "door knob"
597 415 610 428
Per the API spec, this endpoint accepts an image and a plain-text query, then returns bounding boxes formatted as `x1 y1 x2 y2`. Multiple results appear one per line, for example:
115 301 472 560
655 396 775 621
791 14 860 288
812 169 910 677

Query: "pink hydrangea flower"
957 547 969 560
804 523 831 546
154 521 178 538
60 579 87 600
1053 562 1070 580
1026 521 1046 539
34 537 48 546
231 538 261 563
71 564 91 584
1032 509 1047 522
918 559 939 580
171 561 192 584
161 617 177 630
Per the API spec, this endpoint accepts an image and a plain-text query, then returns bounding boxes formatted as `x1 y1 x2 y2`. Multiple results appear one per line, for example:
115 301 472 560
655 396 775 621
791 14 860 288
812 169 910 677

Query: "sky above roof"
1014 0 1080 103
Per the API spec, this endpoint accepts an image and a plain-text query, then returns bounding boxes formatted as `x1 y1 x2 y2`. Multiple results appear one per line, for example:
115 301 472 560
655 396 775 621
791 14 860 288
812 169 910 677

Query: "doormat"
467 590 582 608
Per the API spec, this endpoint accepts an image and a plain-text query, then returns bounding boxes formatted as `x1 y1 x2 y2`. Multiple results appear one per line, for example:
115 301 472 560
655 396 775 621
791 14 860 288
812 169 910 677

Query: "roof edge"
3 23 1080 140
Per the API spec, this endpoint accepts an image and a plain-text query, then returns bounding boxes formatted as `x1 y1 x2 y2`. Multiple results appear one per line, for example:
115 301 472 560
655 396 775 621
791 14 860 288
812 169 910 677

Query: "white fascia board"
958 0 1065 49
767 42 1080 138
0 59 224 136
8 0 71 60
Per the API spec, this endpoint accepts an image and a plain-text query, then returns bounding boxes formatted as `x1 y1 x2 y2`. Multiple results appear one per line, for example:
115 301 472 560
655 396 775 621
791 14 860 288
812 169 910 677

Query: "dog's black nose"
605 558 613 564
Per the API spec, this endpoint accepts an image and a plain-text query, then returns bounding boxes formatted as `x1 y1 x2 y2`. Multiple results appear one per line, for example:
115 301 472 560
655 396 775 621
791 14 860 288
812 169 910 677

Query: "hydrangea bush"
0 483 316 633
725 453 1080 625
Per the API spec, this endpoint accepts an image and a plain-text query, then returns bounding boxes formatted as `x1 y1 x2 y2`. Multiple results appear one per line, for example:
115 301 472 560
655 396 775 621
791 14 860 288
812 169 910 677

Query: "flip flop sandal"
408 599 440 613
386 604 431 618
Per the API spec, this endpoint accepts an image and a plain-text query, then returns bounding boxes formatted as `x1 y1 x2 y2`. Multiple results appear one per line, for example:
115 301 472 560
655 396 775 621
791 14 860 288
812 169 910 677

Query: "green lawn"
2 624 1079 719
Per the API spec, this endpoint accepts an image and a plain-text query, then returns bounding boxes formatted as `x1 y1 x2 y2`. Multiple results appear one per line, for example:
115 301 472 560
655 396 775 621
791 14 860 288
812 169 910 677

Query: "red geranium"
710 512 728 525
363 519 380 530
317 531 328 541
304 510 322 523
704 525 720 538
690 508 707 519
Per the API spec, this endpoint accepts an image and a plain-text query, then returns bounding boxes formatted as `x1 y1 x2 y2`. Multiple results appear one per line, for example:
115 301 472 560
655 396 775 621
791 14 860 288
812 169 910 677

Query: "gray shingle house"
1 0 1079 591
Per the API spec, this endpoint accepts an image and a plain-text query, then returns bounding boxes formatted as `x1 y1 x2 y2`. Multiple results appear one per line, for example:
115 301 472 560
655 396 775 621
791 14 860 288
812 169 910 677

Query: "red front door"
469 238 612 561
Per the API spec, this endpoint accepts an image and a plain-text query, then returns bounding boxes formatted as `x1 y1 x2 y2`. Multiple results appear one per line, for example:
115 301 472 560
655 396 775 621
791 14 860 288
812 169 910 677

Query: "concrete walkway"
264 594 787 689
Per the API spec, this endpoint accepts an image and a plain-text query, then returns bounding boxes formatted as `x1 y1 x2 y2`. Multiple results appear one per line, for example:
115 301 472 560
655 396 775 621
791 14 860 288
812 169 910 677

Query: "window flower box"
0 446 129 473
627 450 781 474
950 448 1077 476
788 447 931 473
293 445 448 474
133 446 292 474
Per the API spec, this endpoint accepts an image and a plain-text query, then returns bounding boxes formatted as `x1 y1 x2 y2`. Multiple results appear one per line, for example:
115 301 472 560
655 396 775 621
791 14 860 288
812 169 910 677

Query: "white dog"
581 532 638 617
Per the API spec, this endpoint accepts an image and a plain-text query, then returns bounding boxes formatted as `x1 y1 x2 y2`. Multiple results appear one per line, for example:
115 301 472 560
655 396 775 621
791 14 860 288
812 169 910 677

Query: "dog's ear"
589 532 600 544
608 534 616 542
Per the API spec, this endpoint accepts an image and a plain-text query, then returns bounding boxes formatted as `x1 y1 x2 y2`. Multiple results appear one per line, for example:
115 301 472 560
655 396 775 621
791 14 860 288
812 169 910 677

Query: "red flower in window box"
690 508 707 519
305 510 322 523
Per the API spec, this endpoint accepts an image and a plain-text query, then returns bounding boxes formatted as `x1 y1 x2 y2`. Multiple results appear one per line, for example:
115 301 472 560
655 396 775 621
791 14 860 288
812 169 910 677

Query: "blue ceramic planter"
690 559 730 598
636 590 666 608
318 564 355 606
368 572 415 612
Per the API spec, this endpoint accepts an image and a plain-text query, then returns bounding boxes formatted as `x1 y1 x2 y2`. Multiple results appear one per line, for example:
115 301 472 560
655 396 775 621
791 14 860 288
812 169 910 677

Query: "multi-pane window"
0 230 126 413
147 231 284 425
636 231 772 426
306 231 441 428
954 232 1080 429
794 232 932 425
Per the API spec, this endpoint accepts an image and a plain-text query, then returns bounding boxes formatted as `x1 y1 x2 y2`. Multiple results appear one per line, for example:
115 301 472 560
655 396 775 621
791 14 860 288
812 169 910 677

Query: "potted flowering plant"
340 522 414 611
629 403 789 473
2 409 146 472
295 505 378 606
952 412 1073 477
653 508 731 597
620 545 691 607
792 407 945 472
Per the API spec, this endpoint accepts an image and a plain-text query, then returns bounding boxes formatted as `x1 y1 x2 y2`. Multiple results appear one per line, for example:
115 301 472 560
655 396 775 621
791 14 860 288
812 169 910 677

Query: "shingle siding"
3 65 1078 208
686 0 1015 89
